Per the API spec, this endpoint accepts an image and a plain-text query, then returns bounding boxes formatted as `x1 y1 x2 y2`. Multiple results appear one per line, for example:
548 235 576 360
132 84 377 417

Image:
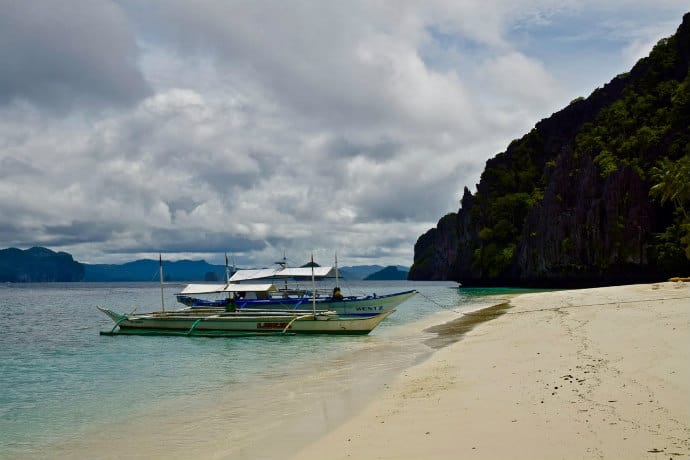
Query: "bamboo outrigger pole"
159 253 165 311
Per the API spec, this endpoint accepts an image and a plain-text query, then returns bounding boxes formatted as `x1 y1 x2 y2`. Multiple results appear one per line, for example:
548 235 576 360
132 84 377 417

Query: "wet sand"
290 282 690 459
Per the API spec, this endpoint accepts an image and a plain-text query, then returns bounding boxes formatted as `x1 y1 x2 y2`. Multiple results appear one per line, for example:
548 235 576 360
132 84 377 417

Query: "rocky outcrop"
410 212 459 280
410 13 690 286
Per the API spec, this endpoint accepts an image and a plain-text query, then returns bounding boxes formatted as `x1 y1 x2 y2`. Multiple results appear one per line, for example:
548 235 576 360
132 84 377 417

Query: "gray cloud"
0 157 39 178
42 221 126 245
0 0 151 110
0 219 122 248
327 137 401 161
104 229 267 255
0 1 687 267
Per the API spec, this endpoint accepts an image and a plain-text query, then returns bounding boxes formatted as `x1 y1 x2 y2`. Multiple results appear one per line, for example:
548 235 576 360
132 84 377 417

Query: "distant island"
0 247 411 282
364 266 409 280
0 247 84 282
84 259 227 282
0 247 226 282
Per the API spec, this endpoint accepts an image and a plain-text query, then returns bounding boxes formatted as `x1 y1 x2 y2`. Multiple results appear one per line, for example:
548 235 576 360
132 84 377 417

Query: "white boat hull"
315 290 416 316
98 307 395 336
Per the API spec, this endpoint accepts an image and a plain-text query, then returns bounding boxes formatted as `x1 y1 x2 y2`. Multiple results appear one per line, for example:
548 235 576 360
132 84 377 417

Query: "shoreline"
290 282 690 459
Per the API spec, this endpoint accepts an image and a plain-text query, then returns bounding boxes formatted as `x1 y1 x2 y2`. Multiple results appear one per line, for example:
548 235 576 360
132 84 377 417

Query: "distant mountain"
363 266 409 280
0 247 85 282
0 246 409 283
86 261 404 282
340 265 410 280
84 259 227 282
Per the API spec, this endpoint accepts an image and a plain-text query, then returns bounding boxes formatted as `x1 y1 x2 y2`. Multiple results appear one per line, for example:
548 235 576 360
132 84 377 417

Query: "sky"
0 1 687 268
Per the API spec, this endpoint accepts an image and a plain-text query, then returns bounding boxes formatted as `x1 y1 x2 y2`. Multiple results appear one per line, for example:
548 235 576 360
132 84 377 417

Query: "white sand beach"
290 282 690 459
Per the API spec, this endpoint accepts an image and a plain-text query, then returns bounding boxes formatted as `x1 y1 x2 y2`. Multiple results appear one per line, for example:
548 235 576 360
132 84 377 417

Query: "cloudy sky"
0 1 687 268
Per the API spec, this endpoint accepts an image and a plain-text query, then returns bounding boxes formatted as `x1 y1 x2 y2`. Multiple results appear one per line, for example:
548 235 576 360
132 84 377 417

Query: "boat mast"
159 253 165 311
335 251 339 288
225 252 230 284
275 249 288 268
276 250 288 292
311 253 316 315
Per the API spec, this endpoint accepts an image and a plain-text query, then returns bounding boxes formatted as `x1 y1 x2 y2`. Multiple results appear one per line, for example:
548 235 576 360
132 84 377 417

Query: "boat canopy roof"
178 283 277 295
229 266 338 282
179 283 225 294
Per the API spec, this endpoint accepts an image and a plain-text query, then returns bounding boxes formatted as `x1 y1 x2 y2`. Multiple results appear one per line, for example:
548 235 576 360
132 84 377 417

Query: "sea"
0 281 523 459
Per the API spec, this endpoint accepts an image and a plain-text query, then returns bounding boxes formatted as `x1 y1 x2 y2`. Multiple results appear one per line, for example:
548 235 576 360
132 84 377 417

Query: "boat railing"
269 287 334 299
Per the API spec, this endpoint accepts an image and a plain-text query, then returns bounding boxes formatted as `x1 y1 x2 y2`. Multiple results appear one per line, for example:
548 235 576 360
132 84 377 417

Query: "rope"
463 295 690 317
417 288 690 319
110 315 129 334
282 314 314 333
415 290 465 312
186 318 203 335
338 278 366 298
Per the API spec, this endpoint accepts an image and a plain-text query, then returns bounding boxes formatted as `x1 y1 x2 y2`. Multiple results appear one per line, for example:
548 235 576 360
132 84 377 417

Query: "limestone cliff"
410 13 690 286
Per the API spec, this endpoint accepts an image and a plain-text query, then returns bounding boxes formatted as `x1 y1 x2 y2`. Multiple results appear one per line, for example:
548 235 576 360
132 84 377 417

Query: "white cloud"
482 52 561 104
0 0 687 267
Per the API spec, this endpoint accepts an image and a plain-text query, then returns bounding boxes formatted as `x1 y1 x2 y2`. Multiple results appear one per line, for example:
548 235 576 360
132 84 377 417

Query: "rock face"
516 157 657 285
410 13 690 286
411 212 459 280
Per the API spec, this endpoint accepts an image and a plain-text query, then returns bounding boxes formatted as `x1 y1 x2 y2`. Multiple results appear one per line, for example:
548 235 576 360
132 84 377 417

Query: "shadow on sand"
424 302 511 349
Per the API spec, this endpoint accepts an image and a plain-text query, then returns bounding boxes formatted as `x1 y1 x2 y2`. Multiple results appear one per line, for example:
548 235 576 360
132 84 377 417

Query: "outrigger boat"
98 255 399 337
98 306 395 337
175 259 417 317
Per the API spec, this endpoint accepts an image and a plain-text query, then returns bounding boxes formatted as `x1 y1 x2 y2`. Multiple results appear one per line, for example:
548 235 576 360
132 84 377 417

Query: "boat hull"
177 290 417 317
318 290 416 316
98 307 395 336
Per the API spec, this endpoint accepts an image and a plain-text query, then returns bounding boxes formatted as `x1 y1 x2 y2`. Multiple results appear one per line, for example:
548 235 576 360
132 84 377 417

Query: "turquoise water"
0 281 517 459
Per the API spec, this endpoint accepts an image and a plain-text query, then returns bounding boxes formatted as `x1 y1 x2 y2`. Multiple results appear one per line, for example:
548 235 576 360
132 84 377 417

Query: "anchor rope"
415 290 465 313
494 294 690 316
459 294 690 318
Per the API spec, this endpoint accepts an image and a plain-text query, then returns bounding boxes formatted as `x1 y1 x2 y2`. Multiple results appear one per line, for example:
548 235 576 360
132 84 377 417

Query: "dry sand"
290 282 690 459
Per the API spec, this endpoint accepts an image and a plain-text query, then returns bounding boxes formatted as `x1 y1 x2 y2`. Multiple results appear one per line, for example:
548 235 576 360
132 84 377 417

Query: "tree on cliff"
650 153 690 259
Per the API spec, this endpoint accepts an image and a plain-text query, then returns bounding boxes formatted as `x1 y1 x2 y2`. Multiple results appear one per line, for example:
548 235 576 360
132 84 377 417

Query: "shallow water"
0 281 519 459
